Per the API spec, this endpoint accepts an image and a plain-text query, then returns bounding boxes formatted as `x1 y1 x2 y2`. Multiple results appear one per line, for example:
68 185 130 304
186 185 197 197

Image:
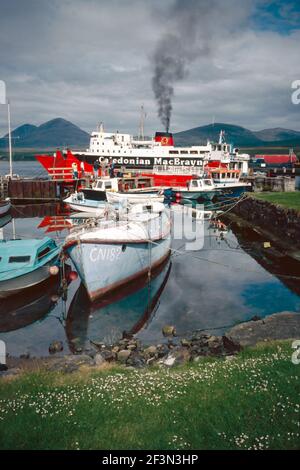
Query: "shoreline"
2 311 299 377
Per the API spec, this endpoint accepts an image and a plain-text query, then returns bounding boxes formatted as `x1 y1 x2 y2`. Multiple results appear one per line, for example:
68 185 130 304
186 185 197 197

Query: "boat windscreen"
9 256 31 263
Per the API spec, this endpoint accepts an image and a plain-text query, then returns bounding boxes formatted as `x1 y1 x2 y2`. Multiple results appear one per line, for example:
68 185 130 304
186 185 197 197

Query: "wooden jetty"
1 177 88 205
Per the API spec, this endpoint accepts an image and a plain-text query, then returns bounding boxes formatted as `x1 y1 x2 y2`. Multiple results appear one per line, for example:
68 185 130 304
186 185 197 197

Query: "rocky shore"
1 311 299 378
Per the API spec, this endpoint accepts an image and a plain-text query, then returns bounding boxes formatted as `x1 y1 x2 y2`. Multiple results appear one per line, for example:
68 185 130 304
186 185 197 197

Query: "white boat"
207 167 252 198
0 198 11 217
171 177 221 201
63 192 109 215
106 190 165 204
64 202 171 302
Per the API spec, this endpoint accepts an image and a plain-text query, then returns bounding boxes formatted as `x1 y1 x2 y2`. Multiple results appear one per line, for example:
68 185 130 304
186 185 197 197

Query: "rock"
95 353 106 366
225 355 236 362
227 312 300 347
156 344 169 358
0 363 8 372
161 354 176 367
122 331 134 340
162 325 176 337
207 336 223 355
161 348 191 367
250 315 262 321
222 335 242 354
100 350 116 362
0 368 21 378
19 353 30 360
46 354 95 373
90 340 105 350
181 338 191 347
143 346 157 357
117 349 131 363
127 342 137 351
112 346 120 354
126 353 145 368
49 340 63 354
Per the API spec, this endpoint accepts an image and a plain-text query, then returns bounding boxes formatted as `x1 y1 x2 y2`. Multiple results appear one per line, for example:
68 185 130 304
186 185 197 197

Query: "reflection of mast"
12 218 16 240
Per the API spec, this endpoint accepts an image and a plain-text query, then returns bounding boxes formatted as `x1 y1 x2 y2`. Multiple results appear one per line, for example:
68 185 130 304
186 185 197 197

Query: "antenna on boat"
139 105 147 140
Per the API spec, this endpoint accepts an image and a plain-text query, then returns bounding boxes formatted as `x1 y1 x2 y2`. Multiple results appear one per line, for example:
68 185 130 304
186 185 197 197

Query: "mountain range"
0 118 300 150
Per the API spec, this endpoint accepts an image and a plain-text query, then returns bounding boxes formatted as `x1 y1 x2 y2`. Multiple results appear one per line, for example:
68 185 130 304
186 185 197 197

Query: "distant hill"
1 118 300 152
0 118 90 149
253 128 300 142
174 123 300 147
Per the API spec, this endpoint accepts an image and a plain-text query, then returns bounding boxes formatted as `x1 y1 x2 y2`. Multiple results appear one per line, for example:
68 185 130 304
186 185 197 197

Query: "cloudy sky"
0 0 300 136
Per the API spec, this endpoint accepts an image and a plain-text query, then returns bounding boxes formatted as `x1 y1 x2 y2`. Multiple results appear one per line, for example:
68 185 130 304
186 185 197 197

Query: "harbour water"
1 163 300 357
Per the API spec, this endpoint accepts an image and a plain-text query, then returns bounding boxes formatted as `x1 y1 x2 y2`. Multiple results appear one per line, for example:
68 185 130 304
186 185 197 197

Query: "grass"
253 192 300 211
0 341 299 450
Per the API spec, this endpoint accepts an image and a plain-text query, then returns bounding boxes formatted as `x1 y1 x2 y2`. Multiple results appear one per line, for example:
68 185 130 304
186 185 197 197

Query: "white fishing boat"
106 189 164 204
206 168 252 198
64 202 171 302
63 192 108 215
170 177 220 201
0 198 11 217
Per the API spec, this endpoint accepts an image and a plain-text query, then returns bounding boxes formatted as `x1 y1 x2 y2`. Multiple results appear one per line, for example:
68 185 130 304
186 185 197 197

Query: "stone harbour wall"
232 196 300 249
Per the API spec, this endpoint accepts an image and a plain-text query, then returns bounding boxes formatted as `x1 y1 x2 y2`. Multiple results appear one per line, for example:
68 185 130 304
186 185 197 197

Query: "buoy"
69 270 78 281
49 265 59 276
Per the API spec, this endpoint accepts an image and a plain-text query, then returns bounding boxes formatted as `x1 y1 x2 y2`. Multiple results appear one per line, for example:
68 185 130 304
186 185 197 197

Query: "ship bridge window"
190 150 198 154
204 179 212 185
104 182 112 189
191 180 198 187
218 145 222 151
9 256 31 263
180 150 188 154
37 247 51 260
169 150 179 154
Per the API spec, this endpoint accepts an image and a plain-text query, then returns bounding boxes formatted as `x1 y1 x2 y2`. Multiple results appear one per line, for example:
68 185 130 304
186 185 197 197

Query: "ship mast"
139 105 146 140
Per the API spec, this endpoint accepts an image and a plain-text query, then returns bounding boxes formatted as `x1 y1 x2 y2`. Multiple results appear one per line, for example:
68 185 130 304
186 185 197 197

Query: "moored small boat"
170 177 220 201
207 168 252 198
64 192 109 215
64 202 171 302
106 189 165 204
0 237 61 299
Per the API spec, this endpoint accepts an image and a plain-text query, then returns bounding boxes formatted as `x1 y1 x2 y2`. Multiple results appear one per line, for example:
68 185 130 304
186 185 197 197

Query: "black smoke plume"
152 0 214 132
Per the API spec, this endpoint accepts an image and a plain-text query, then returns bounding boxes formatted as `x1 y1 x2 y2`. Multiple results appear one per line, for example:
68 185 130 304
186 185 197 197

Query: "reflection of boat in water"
0 268 70 333
0 213 12 228
66 257 171 352
0 199 11 217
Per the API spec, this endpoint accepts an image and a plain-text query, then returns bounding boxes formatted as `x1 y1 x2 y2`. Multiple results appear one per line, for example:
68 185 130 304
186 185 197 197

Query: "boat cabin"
93 176 154 192
0 237 58 280
208 168 241 183
187 178 215 191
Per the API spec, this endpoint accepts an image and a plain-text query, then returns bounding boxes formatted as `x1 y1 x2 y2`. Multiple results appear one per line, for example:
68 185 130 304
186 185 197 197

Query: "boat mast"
7 100 13 178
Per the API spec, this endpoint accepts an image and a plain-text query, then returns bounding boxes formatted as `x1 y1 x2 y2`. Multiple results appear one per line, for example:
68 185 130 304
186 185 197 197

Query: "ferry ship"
36 124 250 187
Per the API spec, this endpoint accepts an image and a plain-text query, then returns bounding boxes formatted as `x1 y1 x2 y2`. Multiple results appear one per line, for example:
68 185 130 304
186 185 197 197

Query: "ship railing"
152 165 204 175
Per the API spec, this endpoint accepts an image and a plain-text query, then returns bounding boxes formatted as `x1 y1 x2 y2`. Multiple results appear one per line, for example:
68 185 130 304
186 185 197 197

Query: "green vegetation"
253 192 300 211
0 341 299 450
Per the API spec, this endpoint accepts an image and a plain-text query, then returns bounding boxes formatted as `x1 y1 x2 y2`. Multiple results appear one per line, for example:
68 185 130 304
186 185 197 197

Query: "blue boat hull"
67 237 171 302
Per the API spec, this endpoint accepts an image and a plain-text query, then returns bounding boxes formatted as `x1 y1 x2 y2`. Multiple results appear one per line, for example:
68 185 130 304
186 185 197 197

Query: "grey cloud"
0 0 299 137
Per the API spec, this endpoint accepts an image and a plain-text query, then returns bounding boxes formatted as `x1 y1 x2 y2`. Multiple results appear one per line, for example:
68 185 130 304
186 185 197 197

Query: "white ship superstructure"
70 124 249 174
